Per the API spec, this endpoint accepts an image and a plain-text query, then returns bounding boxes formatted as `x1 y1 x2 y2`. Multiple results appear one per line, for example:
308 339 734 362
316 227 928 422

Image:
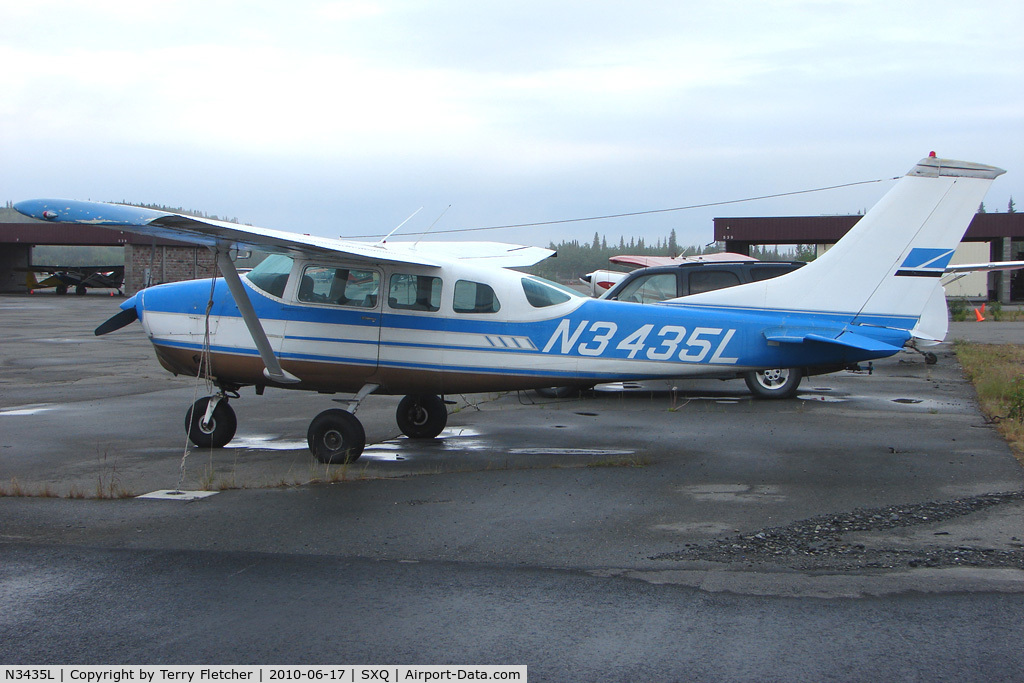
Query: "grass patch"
955 341 1024 464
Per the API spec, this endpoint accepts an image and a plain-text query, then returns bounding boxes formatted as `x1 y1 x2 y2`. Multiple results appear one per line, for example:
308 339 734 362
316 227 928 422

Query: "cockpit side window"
245 254 293 298
521 276 578 308
388 273 442 312
298 266 380 307
454 280 501 313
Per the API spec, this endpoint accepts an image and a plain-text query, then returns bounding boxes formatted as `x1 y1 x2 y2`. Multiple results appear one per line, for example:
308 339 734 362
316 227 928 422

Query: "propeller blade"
94 307 138 336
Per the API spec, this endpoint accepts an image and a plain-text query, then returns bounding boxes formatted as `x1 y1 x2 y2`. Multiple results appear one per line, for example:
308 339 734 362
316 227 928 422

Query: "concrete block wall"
125 244 218 295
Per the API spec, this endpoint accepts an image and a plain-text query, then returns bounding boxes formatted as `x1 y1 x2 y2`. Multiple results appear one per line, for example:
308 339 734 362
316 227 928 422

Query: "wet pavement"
1 294 1023 678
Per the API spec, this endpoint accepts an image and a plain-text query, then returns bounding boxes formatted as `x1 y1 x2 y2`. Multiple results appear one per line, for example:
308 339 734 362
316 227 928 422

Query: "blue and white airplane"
14 154 1006 463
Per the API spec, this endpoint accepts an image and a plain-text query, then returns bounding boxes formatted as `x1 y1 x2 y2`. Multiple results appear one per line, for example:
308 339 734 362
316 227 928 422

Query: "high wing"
14 198 554 385
12 199 554 269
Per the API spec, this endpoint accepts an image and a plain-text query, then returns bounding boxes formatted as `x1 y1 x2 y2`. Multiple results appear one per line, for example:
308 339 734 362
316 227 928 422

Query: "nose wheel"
185 396 238 448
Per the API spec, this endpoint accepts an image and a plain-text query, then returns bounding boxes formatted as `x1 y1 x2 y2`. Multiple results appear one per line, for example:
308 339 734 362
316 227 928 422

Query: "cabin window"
388 273 442 312
454 280 501 314
297 266 379 307
688 270 740 295
614 273 677 303
245 254 293 298
521 277 578 308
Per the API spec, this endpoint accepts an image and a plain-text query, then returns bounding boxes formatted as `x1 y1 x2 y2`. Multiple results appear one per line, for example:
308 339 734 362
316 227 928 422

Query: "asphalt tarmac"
2 294 1023 680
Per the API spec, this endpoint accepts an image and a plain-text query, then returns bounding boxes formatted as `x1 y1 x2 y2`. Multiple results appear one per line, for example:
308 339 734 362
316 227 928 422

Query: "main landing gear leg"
307 384 378 465
185 393 238 448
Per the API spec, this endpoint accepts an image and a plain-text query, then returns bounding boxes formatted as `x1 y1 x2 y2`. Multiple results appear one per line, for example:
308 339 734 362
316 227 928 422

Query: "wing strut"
213 248 300 384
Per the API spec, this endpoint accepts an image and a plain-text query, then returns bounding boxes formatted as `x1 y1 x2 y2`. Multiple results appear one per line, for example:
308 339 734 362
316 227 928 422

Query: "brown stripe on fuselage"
153 344 577 395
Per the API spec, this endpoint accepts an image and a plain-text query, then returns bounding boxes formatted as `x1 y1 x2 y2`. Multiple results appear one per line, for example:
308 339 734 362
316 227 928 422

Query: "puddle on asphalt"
798 395 848 403
227 435 308 450
509 448 635 456
360 427 488 461
0 403 58 416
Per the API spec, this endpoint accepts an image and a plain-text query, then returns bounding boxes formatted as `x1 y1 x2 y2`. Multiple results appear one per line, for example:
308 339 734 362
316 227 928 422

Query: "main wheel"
744 368 802 399
396 394 448 439
307 409 365 464
75 284 87 295
185 397 237 448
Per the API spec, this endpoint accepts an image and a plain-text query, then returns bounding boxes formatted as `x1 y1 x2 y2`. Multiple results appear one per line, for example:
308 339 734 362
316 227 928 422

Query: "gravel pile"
654 491 1024 571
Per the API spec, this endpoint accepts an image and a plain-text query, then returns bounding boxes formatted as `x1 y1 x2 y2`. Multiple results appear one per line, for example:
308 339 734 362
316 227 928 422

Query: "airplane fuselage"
130 255 909 395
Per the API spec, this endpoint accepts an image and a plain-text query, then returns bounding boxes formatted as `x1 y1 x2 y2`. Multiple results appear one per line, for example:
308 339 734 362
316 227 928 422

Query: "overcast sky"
2 0 1022 248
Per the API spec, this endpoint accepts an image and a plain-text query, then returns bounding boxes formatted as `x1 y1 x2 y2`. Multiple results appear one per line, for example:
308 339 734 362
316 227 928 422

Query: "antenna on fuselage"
414 204 452 248
376 207 422 246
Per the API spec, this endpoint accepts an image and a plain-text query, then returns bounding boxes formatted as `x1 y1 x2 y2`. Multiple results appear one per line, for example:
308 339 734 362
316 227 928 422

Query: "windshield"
245 254 293 298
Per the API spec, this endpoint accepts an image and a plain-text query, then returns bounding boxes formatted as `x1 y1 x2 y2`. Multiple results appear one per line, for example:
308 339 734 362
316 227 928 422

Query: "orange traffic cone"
974 306 985 322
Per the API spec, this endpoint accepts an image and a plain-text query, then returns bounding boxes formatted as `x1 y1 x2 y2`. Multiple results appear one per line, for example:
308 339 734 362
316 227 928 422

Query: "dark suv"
601 261 805 303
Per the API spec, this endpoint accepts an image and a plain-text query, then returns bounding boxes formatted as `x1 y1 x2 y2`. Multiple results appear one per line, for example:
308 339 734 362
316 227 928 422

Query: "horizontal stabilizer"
765 328 905 354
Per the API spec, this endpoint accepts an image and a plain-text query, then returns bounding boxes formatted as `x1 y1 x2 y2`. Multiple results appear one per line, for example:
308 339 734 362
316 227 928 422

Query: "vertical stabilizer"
680 156 1005 331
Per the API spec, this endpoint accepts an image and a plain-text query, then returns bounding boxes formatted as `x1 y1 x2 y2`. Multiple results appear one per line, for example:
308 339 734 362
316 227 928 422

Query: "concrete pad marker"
137 489 219 501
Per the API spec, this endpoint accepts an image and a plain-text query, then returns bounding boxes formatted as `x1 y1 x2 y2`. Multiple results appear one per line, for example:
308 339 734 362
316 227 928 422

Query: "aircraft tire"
744 368 802 399
56 285 68 295
396 394 448 439
307 409 365 464
75 285 87 295
185 397 237 448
